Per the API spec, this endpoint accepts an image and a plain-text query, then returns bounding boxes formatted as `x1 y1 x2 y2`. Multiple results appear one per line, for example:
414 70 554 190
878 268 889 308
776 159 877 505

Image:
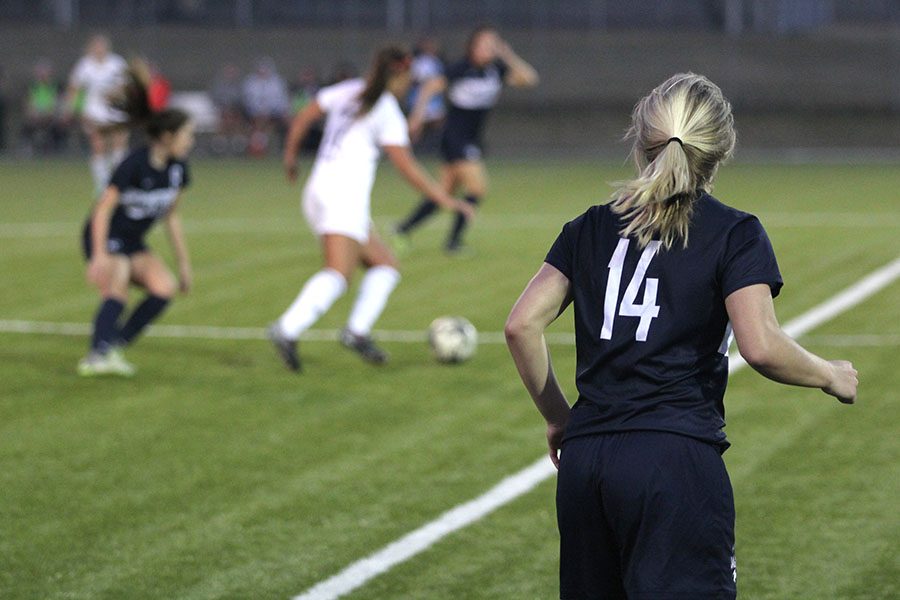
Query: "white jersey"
70 53 128 124
310 78 409 194
301 78 409 243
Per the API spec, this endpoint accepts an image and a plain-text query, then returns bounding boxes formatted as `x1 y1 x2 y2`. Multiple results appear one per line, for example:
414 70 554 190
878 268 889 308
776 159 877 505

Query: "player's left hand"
178 264 192 294
546 421 567 469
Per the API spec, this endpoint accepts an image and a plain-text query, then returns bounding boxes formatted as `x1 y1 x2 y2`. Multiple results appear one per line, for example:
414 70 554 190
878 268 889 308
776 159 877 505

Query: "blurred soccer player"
78 66 195 376
269 45 473 371
393 26 538 254
64 34 130 196
505 73 858 599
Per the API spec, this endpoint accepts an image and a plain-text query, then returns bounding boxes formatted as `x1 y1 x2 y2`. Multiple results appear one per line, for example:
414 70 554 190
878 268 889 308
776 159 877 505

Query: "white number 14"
600 238 661 342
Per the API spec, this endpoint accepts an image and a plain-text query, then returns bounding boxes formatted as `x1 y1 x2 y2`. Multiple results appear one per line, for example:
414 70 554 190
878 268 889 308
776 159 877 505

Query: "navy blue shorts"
82 221 147 260
557 431 736 600
439 132 483 163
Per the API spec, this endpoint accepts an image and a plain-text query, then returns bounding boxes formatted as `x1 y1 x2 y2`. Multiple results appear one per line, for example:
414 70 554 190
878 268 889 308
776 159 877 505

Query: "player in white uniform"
269 46 473 371
65 34 130 196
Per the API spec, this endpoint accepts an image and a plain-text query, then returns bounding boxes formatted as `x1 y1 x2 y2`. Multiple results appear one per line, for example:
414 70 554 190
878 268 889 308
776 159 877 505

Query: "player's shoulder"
695 192 759 229
109 53 127 68
325 77 365 95
559 203 613 237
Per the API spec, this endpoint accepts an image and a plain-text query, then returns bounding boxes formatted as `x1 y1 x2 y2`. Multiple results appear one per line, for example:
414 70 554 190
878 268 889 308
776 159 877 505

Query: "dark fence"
3 0 899 32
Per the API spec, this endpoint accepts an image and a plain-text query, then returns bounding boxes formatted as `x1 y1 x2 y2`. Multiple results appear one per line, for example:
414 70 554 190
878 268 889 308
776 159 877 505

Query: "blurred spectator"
242 57 289 156
407 36 446 152
289 66 322 154
21 60 65 154
147 60 171 111
209 63 246 155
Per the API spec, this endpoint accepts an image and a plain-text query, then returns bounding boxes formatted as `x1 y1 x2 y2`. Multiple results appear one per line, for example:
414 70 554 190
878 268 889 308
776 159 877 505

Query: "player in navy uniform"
505 73 858 599
392 26 538 254
78 66 194 376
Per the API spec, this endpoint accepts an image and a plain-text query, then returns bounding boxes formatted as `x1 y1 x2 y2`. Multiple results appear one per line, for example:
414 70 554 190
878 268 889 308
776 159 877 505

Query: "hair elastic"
667 137 684 147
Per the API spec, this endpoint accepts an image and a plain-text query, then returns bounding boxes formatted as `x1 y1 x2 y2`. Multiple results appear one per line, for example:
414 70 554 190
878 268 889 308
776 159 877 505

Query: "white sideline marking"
0 320 575 345
4 320 900 348
289 255 900 600
1 212 899 238
291 459 556 600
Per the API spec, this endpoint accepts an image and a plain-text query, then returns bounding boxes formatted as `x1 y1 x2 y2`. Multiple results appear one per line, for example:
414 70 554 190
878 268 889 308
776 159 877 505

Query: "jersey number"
600 238 661 342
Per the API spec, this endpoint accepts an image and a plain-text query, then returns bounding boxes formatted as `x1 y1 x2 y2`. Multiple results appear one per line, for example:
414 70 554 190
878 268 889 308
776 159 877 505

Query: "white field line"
1 212 899 238
290 255 900 600
3 320 900 348
0 320 575 345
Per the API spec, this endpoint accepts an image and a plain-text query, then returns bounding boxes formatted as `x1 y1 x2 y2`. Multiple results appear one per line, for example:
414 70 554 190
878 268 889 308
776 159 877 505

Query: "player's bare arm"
283 100 325 183
383 144 475 221
726 283 858 403
505 262 573 467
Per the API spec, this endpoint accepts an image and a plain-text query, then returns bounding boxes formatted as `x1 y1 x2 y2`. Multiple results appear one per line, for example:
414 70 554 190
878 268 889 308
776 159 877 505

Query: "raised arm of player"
382 144 475 221
495 39 539 87
283 100 326 183
505 262 573 467
407 76 447 139
164 196 192 294
726 283 858 403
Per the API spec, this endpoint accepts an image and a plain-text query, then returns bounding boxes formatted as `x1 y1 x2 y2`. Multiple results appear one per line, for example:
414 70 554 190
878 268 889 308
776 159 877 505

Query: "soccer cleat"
268 323 301 372
340 328 389 365
77 349 136 377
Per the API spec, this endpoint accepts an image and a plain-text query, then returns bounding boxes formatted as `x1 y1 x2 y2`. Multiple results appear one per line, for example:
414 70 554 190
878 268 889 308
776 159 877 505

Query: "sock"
91 298 125 353
90 155 109 196
278 268 348 339
119 294 170 344
447 195 480 249
397 199 439 234
346 266 401 336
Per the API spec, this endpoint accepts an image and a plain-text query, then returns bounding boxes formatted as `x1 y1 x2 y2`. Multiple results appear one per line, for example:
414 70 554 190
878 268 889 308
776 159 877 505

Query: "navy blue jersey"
106 147 190 239
545 194 782 449
442 59 508 145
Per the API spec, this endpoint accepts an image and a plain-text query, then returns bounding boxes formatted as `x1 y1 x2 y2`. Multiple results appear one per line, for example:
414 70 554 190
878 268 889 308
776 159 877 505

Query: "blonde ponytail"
610 73 736 250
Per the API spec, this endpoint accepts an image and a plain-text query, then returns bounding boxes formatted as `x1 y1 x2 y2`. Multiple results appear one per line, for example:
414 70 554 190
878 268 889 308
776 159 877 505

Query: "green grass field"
1 157 898 599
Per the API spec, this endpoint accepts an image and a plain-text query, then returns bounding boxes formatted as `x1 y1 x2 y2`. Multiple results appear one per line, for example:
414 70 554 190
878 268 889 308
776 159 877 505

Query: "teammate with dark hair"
506 73 858 599
393 26 538 254
78 65 195 376
269 45 473 371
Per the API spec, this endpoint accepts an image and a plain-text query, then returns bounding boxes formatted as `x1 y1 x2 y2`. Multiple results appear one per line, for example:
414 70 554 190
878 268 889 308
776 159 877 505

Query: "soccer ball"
428 316 478 363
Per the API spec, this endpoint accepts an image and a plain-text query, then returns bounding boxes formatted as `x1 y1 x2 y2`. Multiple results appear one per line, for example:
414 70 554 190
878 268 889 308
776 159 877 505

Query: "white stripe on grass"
4 320 900 348
290 255 900 600
0 319 576 345
1 212 899 238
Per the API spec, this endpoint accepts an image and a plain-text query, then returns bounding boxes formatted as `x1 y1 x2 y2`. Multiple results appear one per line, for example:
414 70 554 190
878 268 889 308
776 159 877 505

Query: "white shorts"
302 174 373 244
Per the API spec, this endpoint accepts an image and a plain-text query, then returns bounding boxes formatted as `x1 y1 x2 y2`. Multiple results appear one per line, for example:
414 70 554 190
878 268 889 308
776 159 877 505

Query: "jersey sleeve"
443 60 468 83
720 217 783 299
495 59 510 80
315 80 353 113
544 217 581 280
181 162 191 189
375 99 410 147
108 152 140 191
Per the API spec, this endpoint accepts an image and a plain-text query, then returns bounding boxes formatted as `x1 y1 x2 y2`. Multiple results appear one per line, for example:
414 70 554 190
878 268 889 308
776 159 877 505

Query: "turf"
0 157 897 599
